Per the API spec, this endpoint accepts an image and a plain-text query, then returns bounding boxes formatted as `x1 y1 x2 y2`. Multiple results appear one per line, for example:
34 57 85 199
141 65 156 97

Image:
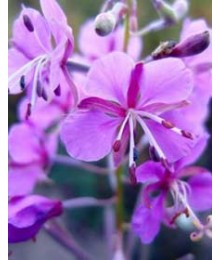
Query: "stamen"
136 110 194 140
113 112 130 151
136 114 167 162
19 75 25 91
133 147 139 161
8 56 45 93
54 85 61 96
113 140 121 152
181 130 193 140
149 145 160 162
25 103 32 119
23 15 34 32
190 231 203 242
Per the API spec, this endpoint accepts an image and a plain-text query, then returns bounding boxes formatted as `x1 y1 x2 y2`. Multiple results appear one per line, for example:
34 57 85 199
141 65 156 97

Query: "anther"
190 231 203 242
41 88 48 101
149 146 160 162
36 81 43 97
23 15 34 32
25 103 32 120
129 164 137 185
54 85 61 96
133 148 139 161
113 140 121 152
19 75 25 91
162 120 174 129
181 130 193 140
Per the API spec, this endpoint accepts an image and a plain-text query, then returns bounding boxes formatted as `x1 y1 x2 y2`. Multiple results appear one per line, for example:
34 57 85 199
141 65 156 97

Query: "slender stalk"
44 220 91 260
54 155 109 175
123 0 132 52
63 196 116 209
116 166 124 232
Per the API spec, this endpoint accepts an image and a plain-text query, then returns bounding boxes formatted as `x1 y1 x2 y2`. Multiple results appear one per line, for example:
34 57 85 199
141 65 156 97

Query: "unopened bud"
94 12 116 36
171 31 210 57
172 0 189 20
95 2 127 36
152 31 210 60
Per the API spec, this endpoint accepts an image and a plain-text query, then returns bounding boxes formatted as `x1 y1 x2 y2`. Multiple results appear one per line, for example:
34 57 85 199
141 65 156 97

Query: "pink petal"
85 52 134 107
11 7 51 59
8 48 33 94
188 171 212 211
132 195 164 244
136 161 164 183
8 123 43 164
8 165 46 196
138 58 193 107
146 120 196 163
60 110 121 161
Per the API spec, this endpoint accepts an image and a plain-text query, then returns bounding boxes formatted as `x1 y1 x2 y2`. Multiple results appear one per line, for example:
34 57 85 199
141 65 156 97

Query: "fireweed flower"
61 52 195 178
8 122 57 196
8 195 63 243
132 136 212 243
8 0 76 117
78 19 142 61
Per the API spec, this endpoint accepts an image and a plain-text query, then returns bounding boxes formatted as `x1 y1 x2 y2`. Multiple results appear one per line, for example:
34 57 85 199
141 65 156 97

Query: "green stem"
116 166 124 231
123 0 132 52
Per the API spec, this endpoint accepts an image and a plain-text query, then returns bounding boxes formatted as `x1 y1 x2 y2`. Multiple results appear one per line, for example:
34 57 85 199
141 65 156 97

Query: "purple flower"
8 195 62 243
132 136 212 243
78 19 142 61
8 122 57 196
8 0 76 116
180 19 212 111
61 52 195 174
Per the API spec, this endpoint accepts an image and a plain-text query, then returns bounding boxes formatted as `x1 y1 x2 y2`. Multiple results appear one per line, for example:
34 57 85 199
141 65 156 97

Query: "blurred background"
8 0 212 259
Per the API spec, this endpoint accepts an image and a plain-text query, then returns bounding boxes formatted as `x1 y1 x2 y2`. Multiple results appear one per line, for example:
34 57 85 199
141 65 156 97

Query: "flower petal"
8 165 46 196
188 171 212 211
60 110 121 161
11 7 51 59
85 52 134 107
8 123 43 164
138 58 193 107
132 195 164 244
146 120 196 163
8 195 62 243
136 161 164 184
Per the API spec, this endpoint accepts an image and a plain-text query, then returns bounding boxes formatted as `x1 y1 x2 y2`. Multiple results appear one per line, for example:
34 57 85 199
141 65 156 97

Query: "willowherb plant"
8 0 212 259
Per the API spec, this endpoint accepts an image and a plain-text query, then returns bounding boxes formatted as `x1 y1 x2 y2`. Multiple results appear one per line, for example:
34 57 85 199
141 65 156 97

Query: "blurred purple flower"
78 19 142 61
61 52 195 176
8 0 76 117
132 136 212 243
8 122 57 196
8 195 62 243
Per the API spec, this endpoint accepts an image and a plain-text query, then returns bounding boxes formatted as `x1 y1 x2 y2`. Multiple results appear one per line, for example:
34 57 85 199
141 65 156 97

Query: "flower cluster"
8 0 212 257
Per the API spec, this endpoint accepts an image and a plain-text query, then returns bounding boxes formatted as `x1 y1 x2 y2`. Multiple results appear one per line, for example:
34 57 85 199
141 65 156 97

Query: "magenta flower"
132 136 212 243
8 0 76 116
8 195 62 243
61 52 195 173
181 19 212 105
8 122 57 196
78 19 142 61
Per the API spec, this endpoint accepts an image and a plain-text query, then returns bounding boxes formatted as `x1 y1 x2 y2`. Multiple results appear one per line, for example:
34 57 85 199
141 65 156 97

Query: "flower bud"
173 0 189 20
94 12 117 36
152 31 210 59
94 2 127 36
